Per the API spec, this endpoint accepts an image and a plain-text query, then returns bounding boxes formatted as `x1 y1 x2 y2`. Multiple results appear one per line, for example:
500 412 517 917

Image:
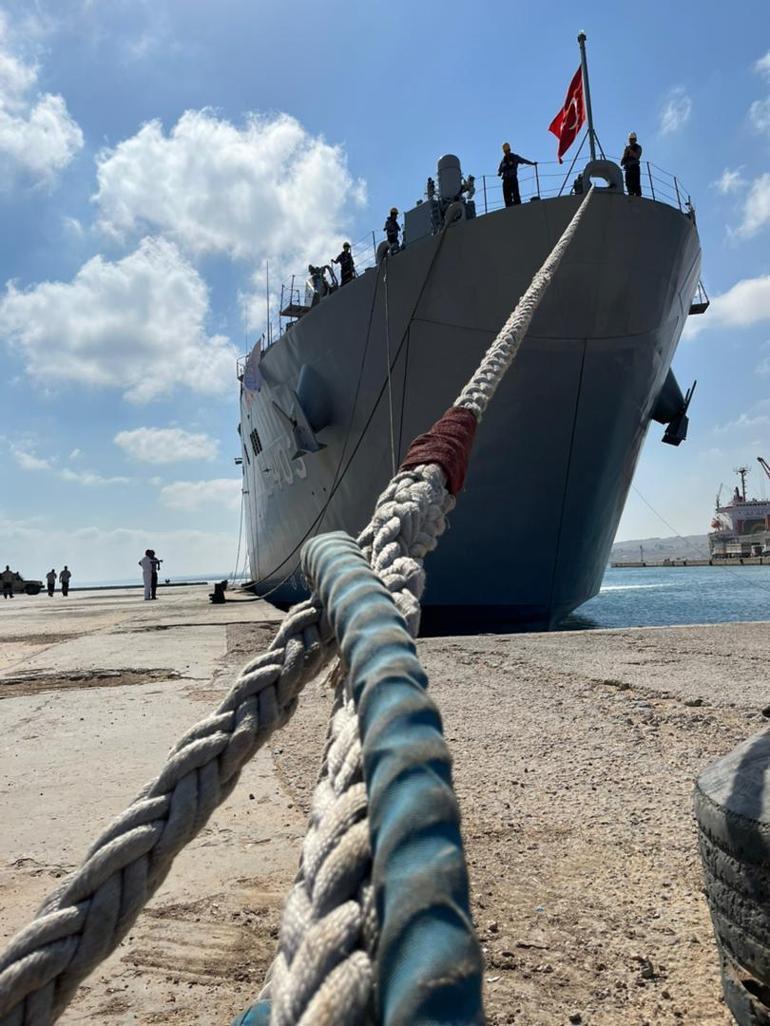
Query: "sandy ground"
2 587 768 1025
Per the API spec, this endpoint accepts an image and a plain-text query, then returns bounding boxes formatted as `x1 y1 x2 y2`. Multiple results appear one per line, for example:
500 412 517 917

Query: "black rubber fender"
695 730 770 1021
721 948 770 1026
699 830 770 906
694 731 770 868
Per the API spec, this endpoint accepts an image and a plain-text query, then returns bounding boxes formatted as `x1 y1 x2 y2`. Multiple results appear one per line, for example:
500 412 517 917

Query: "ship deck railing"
264 158 695 348
472 159 693 216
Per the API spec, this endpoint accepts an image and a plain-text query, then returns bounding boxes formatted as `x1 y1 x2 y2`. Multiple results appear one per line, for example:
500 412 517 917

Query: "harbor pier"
2 586 763 1024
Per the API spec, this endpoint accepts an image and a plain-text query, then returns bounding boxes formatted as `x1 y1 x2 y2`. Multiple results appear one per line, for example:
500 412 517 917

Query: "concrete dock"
2 586 767 1025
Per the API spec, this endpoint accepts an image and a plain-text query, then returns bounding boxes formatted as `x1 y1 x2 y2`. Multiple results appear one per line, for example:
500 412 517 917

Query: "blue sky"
0 0 769 582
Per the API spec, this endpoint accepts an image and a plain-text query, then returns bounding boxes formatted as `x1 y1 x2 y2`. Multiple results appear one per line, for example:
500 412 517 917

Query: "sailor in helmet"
308 263 328 305
332 241 356 286
384 207 401 253
621 131 642 197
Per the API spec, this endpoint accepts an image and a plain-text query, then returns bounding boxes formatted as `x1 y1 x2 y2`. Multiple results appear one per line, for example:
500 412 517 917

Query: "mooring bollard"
694 731 770 1025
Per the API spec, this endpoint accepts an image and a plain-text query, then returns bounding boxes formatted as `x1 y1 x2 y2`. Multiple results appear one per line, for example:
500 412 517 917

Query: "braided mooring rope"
0 189 593 1026
260 189 595 1024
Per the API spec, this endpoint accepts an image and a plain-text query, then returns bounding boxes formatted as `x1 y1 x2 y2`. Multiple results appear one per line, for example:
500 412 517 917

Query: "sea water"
564 564 770 630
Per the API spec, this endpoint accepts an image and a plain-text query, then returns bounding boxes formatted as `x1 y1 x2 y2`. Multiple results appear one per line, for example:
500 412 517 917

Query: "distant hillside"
611 534 709 562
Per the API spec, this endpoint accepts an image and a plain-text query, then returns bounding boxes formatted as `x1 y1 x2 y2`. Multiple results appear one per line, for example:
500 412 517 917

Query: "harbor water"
565 563 770 630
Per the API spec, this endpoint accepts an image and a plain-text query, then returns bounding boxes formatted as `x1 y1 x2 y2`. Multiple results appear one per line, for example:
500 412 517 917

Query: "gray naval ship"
237 153 705 628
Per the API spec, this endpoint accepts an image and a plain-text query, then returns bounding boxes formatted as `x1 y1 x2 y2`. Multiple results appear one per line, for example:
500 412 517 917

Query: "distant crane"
758 456 770 483
711 484 725 531
734 465 750 502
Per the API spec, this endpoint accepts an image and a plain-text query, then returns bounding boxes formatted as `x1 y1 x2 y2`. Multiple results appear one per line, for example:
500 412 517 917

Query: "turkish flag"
548 67 586 163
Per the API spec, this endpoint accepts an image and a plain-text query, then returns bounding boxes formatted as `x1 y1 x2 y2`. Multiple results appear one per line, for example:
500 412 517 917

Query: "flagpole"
577 31 596 162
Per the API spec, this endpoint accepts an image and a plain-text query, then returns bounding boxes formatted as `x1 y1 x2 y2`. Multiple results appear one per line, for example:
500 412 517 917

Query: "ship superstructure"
709 462 770 558
237 152 705 627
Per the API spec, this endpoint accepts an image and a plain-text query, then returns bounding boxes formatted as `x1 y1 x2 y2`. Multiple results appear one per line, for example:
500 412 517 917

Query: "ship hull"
239 190 701 627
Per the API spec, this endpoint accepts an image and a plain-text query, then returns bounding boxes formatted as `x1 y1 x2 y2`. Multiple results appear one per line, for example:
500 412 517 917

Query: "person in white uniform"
139 550 153 600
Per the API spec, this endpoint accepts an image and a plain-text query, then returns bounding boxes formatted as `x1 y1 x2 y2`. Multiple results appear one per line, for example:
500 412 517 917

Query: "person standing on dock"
498 142 536 207
332 243 356 286
2 565 14 599
149 550 162 599
59 566 71 596
139 550 154 600
384 208 401 253
46 569 57 597
621 132 642 197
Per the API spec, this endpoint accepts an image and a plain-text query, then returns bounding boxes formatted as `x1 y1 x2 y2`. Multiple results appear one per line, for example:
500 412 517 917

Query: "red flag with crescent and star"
548 67 586 163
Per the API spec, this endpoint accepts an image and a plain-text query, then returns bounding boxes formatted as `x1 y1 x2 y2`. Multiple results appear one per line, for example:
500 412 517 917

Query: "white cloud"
712 167 746 194
684 274 770 340
0 11 83 182
0 34 36 103
9 441 129 484
659 87 692 135
0 236 238 402
62 215 83 236
160 478 241 512
11 444 50 470
756 51 770 81
92 109 366 326
59 468 130 485
713 412 770 434
115 426 219 463
735 173 770 237
750 97 770 134
68 448 81 460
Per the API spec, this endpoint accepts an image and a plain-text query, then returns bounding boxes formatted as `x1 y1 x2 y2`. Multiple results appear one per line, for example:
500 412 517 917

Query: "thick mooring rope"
253 190 597 1026
0 189 593 1026
304 533 483 1026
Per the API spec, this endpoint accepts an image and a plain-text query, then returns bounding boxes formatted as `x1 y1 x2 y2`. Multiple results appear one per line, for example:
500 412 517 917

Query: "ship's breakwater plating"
0 190 595 1026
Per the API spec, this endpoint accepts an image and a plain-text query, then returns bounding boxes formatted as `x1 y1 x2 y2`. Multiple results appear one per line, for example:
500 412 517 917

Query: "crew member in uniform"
621 132 642 197
498 142 536 207
149 550 162 599
332 242 356 285
384 208 401 252
46 568 57 597
1 565 14 599
308 264 330 305
59 566 72 596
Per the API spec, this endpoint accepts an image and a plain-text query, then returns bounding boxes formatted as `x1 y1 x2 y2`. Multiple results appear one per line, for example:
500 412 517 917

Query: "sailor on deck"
2 565 14 599
621 132 642 197
46 569 57 597
308 264 329 306
332 243 356 286
384 208 401 253
498 142 536 207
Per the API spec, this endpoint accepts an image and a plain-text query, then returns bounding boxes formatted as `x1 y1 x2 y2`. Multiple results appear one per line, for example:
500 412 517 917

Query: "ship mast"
734 465 749 502
577 31 597 162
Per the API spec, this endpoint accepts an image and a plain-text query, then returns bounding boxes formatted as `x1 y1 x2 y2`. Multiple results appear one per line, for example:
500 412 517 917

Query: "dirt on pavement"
271 623 770 1026
3 586 768 1026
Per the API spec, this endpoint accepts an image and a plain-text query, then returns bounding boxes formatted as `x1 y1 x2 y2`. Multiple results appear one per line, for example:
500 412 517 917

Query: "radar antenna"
734 465 749 502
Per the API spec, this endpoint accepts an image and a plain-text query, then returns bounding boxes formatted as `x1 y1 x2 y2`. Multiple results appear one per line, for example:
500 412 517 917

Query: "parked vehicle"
11 572 43 595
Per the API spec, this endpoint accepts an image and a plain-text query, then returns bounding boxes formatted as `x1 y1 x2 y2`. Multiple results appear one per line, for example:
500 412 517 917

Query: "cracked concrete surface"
0 586 291 1026
274 621 770 1026
2 586 769 1025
